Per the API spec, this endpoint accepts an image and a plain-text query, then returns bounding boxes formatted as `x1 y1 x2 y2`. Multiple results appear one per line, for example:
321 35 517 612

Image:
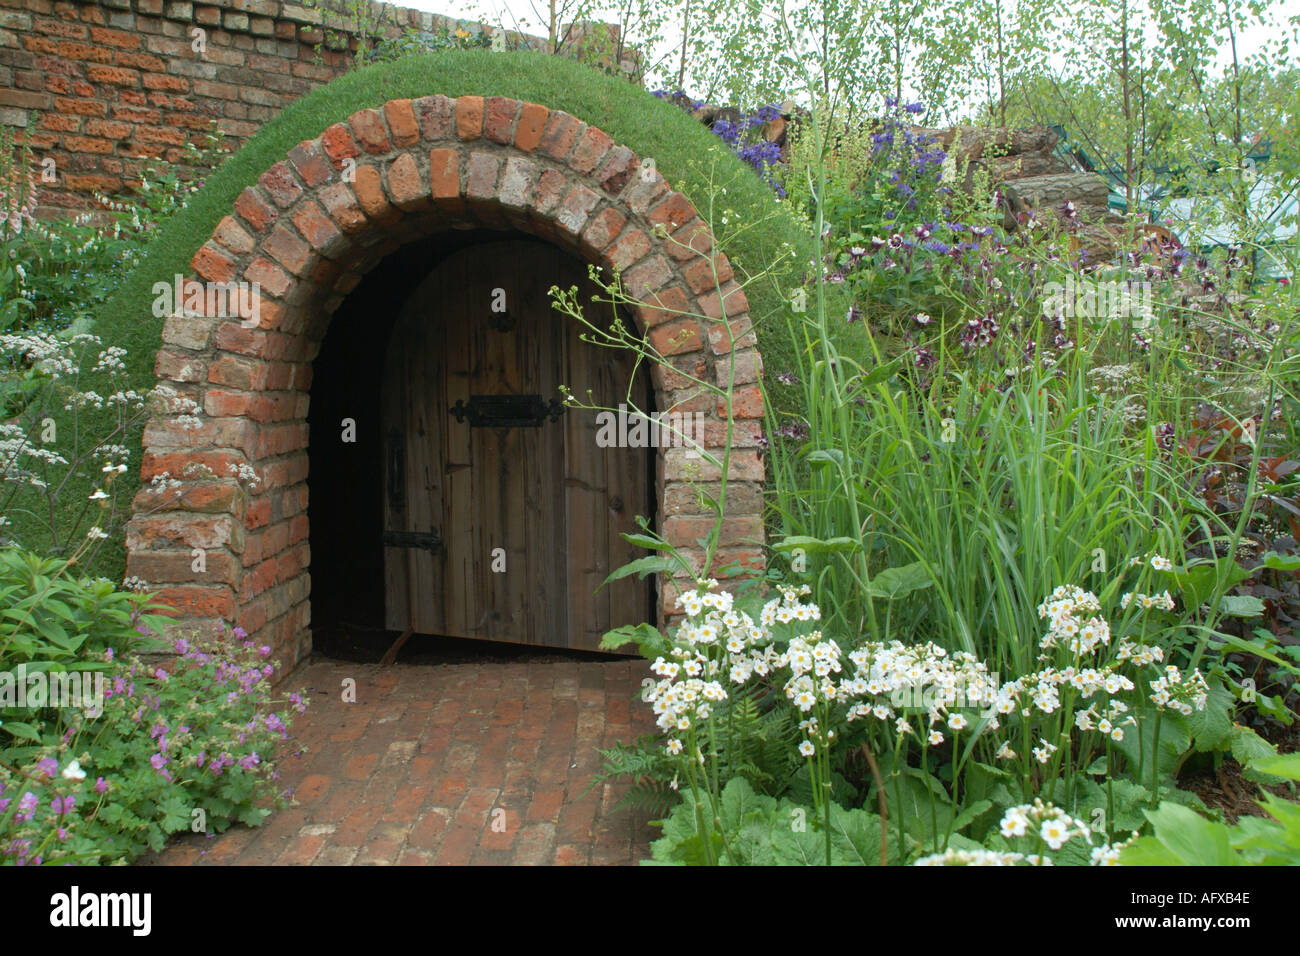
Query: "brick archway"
125 95 766 671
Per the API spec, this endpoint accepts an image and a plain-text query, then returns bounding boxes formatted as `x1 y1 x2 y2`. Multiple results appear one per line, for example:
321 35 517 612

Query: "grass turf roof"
21 50 817 582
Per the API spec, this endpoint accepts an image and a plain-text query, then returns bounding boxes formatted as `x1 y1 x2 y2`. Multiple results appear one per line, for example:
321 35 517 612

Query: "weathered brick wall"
0 0 617 215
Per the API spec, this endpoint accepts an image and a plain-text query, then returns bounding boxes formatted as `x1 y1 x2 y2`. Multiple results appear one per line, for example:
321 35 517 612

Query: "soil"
1180 721 1300 823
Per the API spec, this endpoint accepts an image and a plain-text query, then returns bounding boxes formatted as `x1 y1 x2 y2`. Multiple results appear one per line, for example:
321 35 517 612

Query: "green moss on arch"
44 50 817 581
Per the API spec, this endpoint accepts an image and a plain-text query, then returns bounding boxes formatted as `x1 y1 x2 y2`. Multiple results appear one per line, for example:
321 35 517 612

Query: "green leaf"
805 449 845 468
866 561 933 600
619 532 673 551
1259 551 1300 572
857 356 904 388
1 721 43 742
1246 753 1300 783
1219 595 1266 618
600 555 676 587
1230 725 1280 782
599 622 666 657
771 535 862 555
1122 803 1239 866
1184 679 1235 752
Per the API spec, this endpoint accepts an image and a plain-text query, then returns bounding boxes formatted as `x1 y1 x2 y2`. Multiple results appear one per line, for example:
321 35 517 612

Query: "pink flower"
94 777 108 794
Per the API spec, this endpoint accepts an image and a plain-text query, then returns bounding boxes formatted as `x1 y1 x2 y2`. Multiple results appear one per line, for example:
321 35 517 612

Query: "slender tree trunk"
995 0 1007 127
677 0 691 90
1120 0 1134 211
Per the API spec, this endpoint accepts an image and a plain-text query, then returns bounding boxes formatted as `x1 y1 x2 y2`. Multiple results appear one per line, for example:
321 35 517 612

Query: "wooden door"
381 239 652 651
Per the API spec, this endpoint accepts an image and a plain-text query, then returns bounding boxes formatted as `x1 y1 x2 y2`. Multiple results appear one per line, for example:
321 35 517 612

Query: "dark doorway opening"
308 231 655 664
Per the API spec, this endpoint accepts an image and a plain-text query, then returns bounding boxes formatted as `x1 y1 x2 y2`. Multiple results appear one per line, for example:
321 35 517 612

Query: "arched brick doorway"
125 95 766 673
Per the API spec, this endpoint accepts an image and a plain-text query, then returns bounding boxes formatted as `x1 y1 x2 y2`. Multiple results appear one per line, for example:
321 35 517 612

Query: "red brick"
143 73 188 92
85 65 139 86
602 227 650 272
382 98 419 147
464 151 499 201
666 217 714 261
385 152 427 210
319 182 366 233
454 95 483 140
538 111 580 161
514 102 548 152
698 282 749 321
213 215 254 255
287 139 334 187
292 201 344 254
351 164 396 223
483 96 517 144
624 254 673 300
683 253 733 294
554 184 600 236
649 317 703 356
149 585 235 620
234 187 277 233
595 146 637 195
413 94 453 140
244 257 293 298
648 192 697 232
320 122 360 169
191 243 237 283
263 224 311 276
348 108 391 154
259 161 302 209
580 207 625 256
529 168 567 216
568 125 613 175
428 148 461 210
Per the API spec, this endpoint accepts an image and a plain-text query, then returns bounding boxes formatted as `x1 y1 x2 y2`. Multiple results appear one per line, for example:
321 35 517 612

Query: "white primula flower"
1040 818 1069 850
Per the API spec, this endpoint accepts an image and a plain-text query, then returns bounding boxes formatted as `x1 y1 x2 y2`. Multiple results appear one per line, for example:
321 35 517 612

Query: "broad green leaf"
866 561 933 600
1247 752 1300 782
1218 595 1266 618
600 555 676 587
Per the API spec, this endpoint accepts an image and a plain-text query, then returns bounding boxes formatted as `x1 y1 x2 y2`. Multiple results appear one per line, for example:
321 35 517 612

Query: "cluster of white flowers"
999 800 1093 850
1149 664 1210 715
1001 663 1136 721
93 346 128 374
1130 553 1174 572
1036 584 1109 654
1073 698 1134 740
227 461 262 488
914 848 1026 866
1121 590 1177 611
842 640 998 740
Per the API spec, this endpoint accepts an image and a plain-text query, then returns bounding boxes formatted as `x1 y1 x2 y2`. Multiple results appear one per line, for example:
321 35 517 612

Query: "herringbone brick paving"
144 657 658 865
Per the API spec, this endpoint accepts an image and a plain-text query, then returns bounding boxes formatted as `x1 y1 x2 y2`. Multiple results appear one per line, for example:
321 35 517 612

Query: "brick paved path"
144 657 658 865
